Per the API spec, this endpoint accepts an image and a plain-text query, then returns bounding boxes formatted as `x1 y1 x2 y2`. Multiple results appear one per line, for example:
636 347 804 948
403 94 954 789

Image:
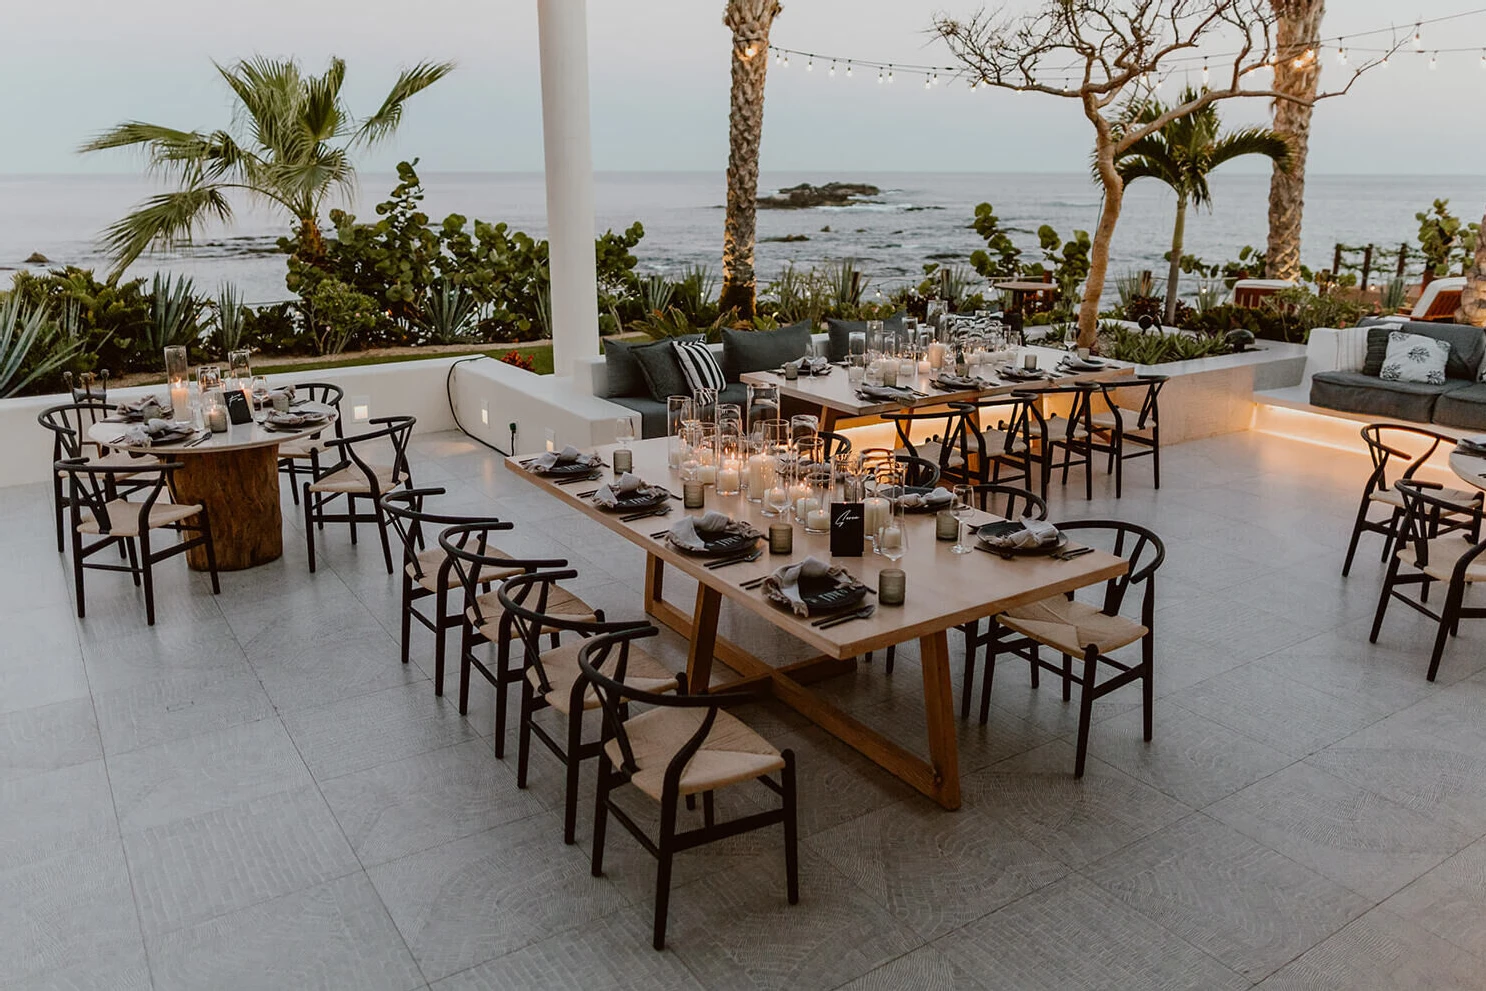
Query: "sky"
3 0 1486 176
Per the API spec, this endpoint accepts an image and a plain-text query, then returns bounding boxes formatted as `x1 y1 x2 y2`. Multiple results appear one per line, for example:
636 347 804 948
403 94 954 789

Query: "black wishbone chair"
579 627 799 951
440 524 601 753
497 571 680 845
949 393 1051 494
817 430 853 461
277 382 345 505
968 520 1165 777
1081 376 1166 497
1343 424 1481 577
379 488 511 691
1035 383 1100 500
883 407 973 486
39 400 159 552
1370 479 1486 681
57 459 220 626
303 414 415 574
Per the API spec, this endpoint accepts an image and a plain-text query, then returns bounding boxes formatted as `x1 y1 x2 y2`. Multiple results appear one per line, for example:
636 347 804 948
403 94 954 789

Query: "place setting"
660 509 764 568
105 395 173 423
524 444 605 482
975 518 1094 561
585 471 675 521
750 556 875 629
1057 349 1111 374
260 407 333 432
106 417 207 448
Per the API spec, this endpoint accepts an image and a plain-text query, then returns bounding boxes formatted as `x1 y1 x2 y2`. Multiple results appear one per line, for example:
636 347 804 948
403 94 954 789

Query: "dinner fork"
621 505 671 523
814 605 876 629
704 548 762 570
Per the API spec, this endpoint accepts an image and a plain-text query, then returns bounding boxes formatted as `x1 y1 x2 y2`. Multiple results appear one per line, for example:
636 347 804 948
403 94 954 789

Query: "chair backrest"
1359 423 1452 496
1394 480 1486 574
881 408 970 472
322 414 415 492
438 522 565 629
894 454 941 489
379 487 504 584
293 382 346 438
55 458 176 535
38 401 114 461
495 571 647 696
1419 288 1463 322
576 628 764 795
1096 375 1167 430
953 394 1048 459
1054 520 1166 622
817 430 852 461
972 483 1047 521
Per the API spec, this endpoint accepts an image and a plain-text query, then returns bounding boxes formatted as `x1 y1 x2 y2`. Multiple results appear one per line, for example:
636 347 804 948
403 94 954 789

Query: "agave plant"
1381 275 1409 314
146 273 205 353
420 281 477 344
213 282 248 353
821 258 864 310
0 296 86 398
672 264 718 316
640 273 675 315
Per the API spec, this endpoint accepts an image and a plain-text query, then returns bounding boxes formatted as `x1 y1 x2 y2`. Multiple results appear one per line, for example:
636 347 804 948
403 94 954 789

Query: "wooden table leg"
918 629 962 809
644 553 665 614
685 584 723 692
168 447 283 571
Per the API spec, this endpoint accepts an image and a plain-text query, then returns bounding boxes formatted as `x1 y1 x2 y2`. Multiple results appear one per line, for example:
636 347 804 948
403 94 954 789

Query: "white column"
537 0 600 378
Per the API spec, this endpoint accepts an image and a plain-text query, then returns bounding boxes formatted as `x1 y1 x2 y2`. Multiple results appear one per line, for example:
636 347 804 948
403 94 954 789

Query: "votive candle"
879 568 906 606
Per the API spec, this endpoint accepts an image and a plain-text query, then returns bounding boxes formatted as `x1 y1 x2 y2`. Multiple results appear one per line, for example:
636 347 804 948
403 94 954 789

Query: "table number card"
830 502 865 557
223 389 254 425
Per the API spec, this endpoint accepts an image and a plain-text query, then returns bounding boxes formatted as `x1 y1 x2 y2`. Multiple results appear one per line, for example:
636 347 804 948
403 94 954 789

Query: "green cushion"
633 335 703 402
720 323 813 381
825 312 907 362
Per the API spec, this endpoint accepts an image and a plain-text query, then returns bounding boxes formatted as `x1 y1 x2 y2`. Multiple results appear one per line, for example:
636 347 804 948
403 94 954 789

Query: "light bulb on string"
828 60 836 78
1202 61 1209 84
1430 52 1438 70
782 54 790 68
877 68 885 84
773 50 781 66
1381 55 1390 69
845 62 852 79
1337 42 1347 65
805 57 814 72
932 72 940 87
924 73 932 89
887 68 895 84
1413 24 1423 51
1480 49 1486 68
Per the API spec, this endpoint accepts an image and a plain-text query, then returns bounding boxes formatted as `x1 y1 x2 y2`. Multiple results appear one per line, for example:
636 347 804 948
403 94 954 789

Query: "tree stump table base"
169 446 283 571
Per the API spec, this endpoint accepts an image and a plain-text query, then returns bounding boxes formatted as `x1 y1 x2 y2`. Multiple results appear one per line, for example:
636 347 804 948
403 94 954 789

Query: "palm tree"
1266 0 1325 281
1114 87 1291 325
1459 206 1486 326
81 56 453 279
719 0 783 321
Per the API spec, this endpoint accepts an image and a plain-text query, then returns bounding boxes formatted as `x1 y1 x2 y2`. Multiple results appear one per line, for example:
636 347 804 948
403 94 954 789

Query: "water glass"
951 484 975 554
746 383 779 432
197 364 221 393
667 396 696 468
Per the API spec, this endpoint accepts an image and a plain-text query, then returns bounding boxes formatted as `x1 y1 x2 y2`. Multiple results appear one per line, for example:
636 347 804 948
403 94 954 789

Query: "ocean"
2 171 1483 305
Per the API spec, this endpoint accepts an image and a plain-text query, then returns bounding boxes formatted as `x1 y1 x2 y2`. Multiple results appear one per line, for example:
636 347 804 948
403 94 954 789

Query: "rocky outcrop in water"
24 252 49 264
758 183 880 209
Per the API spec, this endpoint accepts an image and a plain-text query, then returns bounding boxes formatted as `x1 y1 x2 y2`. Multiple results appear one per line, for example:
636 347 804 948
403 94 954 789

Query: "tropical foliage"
81 56 453 277
0 295 89 398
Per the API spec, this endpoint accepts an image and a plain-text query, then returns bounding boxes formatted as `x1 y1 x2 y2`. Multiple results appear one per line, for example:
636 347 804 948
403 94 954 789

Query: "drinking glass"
227 349 252 389
746 383 779 433
790 414 818 452
197 364 221 393
848 331 866 358
667 396 696 468
615 416 636 448
951 484 976 554
846 354 866 386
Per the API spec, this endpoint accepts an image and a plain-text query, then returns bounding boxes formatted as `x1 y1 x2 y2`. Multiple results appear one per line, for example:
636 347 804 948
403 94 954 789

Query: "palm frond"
99 185 235 278
1208 128 1292 173
353 60 455 147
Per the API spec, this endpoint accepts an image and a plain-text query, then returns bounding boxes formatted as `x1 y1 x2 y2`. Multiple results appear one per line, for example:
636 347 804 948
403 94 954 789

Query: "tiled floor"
4 427 1486 990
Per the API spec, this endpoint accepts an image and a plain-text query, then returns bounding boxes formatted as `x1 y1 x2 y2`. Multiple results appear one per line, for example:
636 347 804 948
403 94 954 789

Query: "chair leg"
1113 440 1124 499
591 756 612 878
1380 508 1402 563
884 644 896 674
563 710 584 845
285 459 300 505
399 578 413 666
1061 653 1072 702
1426 586 1463 682
960 622 977 720
140 534 156 627
782 750 799 905
304 486 317 573
125 539 141 587
1142 635 1154 742
516 680 534 788
653 793 678 951
71 533 87 619
702 790 715 829
1073 646 1099 778
200 512 221 594
374 503 394 574
1369 554 1402 644
347 495 359 545
53 478 65 553
1341 497 1373 577
433 587 448 695
1150 428 1161 489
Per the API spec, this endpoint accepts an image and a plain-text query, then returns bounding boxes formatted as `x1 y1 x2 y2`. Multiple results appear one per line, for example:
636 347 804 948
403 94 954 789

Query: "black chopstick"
705 551 761 570
576 489 599 498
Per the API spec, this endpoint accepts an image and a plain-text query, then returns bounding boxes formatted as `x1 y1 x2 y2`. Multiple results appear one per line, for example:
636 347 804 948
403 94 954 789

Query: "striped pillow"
672 339 726 395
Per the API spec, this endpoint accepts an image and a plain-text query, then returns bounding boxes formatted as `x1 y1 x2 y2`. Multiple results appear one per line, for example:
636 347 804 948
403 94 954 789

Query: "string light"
828 60 836 77
1430 51 1439 68
743 44 758 59
1381 54 1390 68
773 51 781 66
782 53 789 68
845 61 852 78
1480 48 1486 67
1201 60 1209 84
877 67 884 84
1337 41 1347 64
1414 24 1424 50
923 72 932 89
887 67 894 84
931 71 940 86
805 57 814 72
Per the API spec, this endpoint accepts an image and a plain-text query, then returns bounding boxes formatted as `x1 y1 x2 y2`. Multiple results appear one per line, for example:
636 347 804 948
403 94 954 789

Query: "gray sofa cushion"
632 334 704 402
1362 321 1484 381
825 312 906 362
599 338 649 398
1433 381 1486 431
612 382 749 439
1310 370 1458 423
720 324 812 381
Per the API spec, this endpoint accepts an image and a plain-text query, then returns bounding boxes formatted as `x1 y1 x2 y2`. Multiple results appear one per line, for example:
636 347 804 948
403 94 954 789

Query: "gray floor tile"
321 738 545 866
1256 908 1483 990
0 698 101 784
92 665 275 756
244 605 423 713
124 784 360 936
1208 762 1475 901
747 725 918 839
664 850 922 991
829 946 988 991
368 815 630 982
0 949 152 991
810 796 1067 941
1086 813 1370 980
936 874 1248 991
0 760 117 871
0 605 89 715
1383 836 1486 959
961 741 1192 869
283 682 478 782
0 835 143 988
429 911 704 991
108 716 312 832
79 619 251 694
147 874 422 991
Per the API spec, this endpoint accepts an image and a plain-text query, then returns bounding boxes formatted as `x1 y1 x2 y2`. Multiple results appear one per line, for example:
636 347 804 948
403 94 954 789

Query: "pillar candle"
927 341 948 370
717 464 740 494
698 463 717 485
806 508 830 532
863 496 890 536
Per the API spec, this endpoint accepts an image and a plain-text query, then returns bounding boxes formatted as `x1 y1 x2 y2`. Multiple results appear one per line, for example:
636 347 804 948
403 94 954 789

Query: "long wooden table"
742 345 1133 430
509 438 1127 809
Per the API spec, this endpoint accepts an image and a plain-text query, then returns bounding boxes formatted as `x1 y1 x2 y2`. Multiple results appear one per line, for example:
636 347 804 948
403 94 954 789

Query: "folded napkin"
765 557 836 617
897 488 954 510
668 510 733 551
122 418 192 447
593 472 647 508
113 396 169 421
857 385 916 402
798 356 831 376
1457 435 1486 454
935 374 981 390
982 518 1062 550
530 445 601 472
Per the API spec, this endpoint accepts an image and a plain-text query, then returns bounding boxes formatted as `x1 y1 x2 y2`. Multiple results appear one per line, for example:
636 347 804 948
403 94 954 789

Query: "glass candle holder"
197 364 222 394
769 522 793 555
865 319 884 353
802 468 832 533
760 460 789 519
716 456 742 496
667 396 696 469
746 383 780 433
936 510 959 541
203 389 228 433
879 568 906 606
613 448 634 475
682 479 706 509
227 348 252 388
163 345 189 414
849 331 867 358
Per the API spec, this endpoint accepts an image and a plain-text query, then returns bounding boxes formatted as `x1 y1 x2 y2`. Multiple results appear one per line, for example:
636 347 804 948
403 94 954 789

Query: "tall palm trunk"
1266 0 1324 280
1458 207 1486 326
1079 109 1123 349
1164 193 1187 326
719 0 781 321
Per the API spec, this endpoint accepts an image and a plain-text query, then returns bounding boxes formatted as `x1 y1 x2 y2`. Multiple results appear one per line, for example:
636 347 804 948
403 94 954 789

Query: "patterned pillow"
672 339 726 395
1379 331 1451 385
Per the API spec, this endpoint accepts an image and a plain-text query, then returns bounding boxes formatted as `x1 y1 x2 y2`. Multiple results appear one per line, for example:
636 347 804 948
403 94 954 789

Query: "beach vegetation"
211 282 249 354
0 295 89 398
1415 199 1479 279
1106 322 1234 364
82 56 454 278
144 273 207 354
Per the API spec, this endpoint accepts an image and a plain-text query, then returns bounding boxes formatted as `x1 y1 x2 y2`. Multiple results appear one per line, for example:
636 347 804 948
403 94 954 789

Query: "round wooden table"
1449 449 1486 493
88 408 336 571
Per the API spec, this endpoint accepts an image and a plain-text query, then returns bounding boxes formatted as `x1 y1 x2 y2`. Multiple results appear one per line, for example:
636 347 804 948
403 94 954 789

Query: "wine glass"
615 416 635 448
951 484 976 554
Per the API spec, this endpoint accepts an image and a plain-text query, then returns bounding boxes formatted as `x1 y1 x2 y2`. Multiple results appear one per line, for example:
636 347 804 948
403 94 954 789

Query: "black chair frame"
39 400 154 553
883 408 972 486
1369 479 1486 681
948 394 1051 494
278 382 346 505
967 520 1164 776
58 458 220 626
579 627 798 951
303 415 415 574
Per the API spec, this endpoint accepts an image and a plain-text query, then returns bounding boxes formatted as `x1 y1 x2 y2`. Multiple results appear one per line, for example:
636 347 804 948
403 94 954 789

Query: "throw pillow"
1379 331 1450 385
673 338 727 395
632 335 703 402
720 324 812 381
599 338 647 398
825 311 907 362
